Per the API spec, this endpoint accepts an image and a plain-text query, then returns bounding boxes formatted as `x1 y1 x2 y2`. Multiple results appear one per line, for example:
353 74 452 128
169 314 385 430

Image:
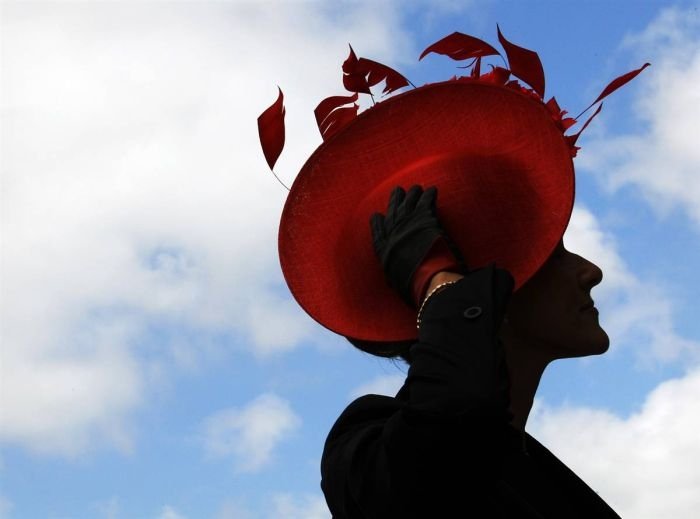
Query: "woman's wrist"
416 271 465 330
423 271 464 303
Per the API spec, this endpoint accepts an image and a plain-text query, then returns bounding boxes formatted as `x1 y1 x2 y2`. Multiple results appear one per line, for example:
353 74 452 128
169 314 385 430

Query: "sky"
1 0 700 517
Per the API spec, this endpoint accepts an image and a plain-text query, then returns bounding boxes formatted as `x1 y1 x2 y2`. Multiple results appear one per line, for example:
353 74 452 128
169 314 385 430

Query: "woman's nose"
578 257 603 290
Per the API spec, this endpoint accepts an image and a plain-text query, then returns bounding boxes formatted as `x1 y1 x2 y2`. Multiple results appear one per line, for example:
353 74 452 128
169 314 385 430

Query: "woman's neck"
501 332 551 432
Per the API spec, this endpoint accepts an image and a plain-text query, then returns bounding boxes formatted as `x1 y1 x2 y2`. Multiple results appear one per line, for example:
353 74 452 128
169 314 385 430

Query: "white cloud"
157 506 188 519
349 372 405 400
271 493 330 519
529 364 700 519
579 7 700 228
201 393 301 473
0 321 142 456
565 206 700 368
1 2 412 455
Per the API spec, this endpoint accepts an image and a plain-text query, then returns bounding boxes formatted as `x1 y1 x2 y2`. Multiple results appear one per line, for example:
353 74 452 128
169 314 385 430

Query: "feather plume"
315 93 359 129
577 63 651 118
497 25 545 98
419 32 500 62
257 87 286 170
319 105 359 141
342 45 409 95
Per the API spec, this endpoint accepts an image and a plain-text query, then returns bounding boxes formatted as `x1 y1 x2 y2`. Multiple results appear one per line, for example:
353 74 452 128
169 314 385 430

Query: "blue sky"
2 1 699 518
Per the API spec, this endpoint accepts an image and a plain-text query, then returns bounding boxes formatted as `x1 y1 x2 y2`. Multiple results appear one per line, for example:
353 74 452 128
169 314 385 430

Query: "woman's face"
504 240 609 358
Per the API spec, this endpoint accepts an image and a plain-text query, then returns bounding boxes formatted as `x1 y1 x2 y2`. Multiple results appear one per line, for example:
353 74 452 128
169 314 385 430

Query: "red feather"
315 93 359 129
471 57 482 78
578 63 651 117
342 45 359 73
546 96 577 132
497 25 545 99
593 63 651 105
257 87 286 170
343 74 371 94
342 45 409 95
480 66 511 85
319 105 359 141
561 116 576 131
566 102 604 148
419 32 500 61
546 96 561 114
357 57 410 94
342 46 371 94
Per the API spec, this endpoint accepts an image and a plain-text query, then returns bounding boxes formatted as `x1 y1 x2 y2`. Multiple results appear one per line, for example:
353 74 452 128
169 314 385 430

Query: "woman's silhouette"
260 28 646 518
321 185 618 517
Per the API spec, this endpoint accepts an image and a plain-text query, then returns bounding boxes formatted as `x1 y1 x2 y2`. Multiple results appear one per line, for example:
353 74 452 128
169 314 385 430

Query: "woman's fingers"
416 185 437 213
398 185 423 219
370 212 386 243
385 186 405 229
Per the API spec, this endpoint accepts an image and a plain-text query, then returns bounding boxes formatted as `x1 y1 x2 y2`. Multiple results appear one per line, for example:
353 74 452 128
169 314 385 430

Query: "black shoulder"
325 394 402 442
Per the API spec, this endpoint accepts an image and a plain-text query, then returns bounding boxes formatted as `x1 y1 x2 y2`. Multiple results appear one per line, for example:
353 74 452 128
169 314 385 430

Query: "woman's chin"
556 326 610 359
578 327 610 357
592 335 611 355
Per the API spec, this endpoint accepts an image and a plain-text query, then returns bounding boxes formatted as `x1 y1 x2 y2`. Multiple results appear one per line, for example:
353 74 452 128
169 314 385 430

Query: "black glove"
370 185 465 308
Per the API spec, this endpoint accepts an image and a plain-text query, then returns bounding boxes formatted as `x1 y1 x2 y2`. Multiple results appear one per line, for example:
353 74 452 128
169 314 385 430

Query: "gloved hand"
370 185 465 308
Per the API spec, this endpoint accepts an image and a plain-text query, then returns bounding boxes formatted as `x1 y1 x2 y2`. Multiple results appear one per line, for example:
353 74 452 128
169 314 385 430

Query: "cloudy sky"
2 0 699 517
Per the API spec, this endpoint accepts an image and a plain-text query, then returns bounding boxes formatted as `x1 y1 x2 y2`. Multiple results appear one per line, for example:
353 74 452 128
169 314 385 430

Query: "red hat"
259 29 648 344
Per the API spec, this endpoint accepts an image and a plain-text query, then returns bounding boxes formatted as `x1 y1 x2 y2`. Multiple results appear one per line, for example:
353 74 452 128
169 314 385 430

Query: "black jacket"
321 265 621 518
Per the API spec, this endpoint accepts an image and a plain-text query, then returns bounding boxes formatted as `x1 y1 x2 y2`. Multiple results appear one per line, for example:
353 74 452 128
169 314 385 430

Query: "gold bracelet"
416 280 458 330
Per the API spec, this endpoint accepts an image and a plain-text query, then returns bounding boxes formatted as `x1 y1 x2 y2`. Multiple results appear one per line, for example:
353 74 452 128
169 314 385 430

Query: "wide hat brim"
279 81 575 343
